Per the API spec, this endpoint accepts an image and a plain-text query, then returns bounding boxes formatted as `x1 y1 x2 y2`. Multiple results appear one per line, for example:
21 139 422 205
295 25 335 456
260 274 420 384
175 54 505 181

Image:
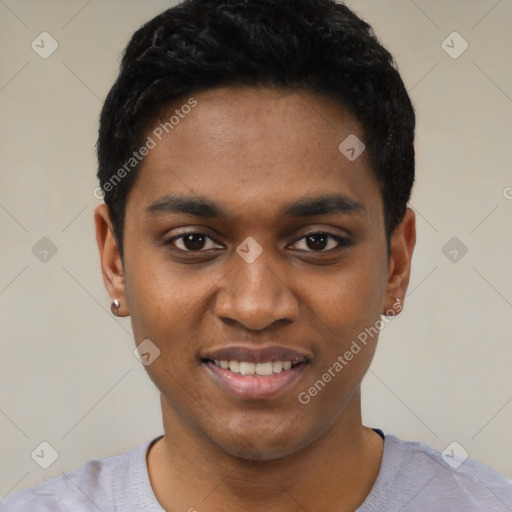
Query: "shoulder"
0 441 153 512
364 433 512 511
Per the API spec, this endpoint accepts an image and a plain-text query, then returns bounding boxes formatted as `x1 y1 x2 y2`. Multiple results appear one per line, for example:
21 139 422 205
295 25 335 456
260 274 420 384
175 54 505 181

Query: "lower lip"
204 361 308 400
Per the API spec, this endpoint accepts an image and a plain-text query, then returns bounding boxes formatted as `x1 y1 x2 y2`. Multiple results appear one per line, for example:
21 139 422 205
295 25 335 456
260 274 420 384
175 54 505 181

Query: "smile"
203 358 309 400
211 359 295 375
200 345 311 399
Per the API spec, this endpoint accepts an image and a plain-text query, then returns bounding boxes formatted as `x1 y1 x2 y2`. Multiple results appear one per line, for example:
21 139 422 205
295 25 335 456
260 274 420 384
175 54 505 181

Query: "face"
96 86 415 461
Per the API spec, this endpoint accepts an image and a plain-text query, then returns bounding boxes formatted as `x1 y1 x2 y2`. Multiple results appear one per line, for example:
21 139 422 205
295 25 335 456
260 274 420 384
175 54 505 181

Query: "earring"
111 299 120 316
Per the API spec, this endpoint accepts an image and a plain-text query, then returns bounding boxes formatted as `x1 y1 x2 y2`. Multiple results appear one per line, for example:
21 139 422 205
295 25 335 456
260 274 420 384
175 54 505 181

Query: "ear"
94 204 129 316
383 207 416 314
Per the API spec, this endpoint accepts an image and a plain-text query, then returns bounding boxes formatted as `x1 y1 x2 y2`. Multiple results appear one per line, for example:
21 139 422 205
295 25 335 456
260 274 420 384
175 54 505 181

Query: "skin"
95 86 416 512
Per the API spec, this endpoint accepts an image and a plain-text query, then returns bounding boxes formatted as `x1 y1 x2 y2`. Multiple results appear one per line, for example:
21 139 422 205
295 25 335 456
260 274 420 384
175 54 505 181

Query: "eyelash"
165 231 351 253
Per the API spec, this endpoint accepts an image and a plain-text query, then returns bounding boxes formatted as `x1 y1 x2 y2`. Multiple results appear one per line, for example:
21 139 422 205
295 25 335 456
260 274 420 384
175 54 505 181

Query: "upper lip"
201 345 311 364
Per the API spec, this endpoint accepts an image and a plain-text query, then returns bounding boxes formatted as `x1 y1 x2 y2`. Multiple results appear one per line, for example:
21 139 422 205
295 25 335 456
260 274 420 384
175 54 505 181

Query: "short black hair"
97 0 415 261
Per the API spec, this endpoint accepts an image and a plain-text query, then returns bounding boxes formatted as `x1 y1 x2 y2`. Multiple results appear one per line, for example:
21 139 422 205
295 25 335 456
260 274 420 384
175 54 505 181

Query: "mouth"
200 345 311 400
209 359 304 375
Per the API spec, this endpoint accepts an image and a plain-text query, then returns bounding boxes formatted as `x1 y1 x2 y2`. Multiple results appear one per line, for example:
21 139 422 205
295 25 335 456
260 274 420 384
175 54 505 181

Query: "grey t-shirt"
2 432 511 511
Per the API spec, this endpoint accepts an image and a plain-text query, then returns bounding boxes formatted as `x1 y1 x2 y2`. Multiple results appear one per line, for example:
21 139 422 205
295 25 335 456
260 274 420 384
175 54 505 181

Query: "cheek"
124 255 189 339
296 341 376 433
124 254 227 358
311 257 386 335
299 268 383 413
302 254 386 399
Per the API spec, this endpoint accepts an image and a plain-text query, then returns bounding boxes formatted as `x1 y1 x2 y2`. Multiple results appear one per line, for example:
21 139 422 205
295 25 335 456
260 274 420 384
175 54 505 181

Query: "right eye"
165 232 223 252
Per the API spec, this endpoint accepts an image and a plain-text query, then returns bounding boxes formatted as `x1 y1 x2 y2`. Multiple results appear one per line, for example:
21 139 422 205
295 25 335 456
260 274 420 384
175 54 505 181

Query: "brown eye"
167 233 222 252
305 233 329 251
290 232 350 252
182 233 207 251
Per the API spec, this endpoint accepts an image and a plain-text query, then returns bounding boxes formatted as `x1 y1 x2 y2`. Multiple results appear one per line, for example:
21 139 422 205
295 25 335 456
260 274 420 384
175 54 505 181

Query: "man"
2 0 511 510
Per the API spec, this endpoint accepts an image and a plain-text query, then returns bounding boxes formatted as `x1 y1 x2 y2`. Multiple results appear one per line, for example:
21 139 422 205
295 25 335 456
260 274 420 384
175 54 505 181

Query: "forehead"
127 86 382 225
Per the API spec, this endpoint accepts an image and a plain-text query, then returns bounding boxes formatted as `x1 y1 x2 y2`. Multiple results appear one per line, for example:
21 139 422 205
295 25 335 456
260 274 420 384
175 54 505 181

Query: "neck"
147 390 383 512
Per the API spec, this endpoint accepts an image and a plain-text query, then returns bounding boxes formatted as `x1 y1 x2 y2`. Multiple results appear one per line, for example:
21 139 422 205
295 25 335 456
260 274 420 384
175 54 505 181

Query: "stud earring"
111 299 120 316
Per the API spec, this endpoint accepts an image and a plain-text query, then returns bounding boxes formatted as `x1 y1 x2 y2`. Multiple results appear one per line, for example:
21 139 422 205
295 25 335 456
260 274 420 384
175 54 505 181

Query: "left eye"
290 232 349 252
167 233 222 252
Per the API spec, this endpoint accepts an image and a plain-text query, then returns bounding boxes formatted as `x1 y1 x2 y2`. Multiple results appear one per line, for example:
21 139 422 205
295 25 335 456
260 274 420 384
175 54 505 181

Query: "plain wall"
0 0 511 497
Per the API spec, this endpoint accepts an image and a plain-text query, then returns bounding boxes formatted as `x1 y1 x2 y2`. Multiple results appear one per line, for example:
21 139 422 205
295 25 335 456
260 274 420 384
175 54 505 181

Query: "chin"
208 416 317 462
218 439 303 462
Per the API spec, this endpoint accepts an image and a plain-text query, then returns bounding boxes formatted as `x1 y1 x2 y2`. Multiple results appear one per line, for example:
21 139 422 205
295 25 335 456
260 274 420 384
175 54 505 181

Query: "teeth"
212 359 297 375
256 362 273 376
239 362 256 375
272 361 283 373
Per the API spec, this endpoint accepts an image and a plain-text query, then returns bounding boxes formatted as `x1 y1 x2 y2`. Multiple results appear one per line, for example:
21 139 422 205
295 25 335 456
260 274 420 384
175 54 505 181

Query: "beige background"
0 0 511 498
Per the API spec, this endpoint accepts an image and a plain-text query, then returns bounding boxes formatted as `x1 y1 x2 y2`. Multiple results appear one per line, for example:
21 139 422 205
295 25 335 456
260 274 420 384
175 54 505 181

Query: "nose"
214 252 299 331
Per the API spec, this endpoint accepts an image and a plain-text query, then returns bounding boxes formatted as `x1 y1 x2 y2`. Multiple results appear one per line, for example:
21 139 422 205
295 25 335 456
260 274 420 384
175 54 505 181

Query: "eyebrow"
283 194 365 217
145 193 365 219
145 194 223 218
